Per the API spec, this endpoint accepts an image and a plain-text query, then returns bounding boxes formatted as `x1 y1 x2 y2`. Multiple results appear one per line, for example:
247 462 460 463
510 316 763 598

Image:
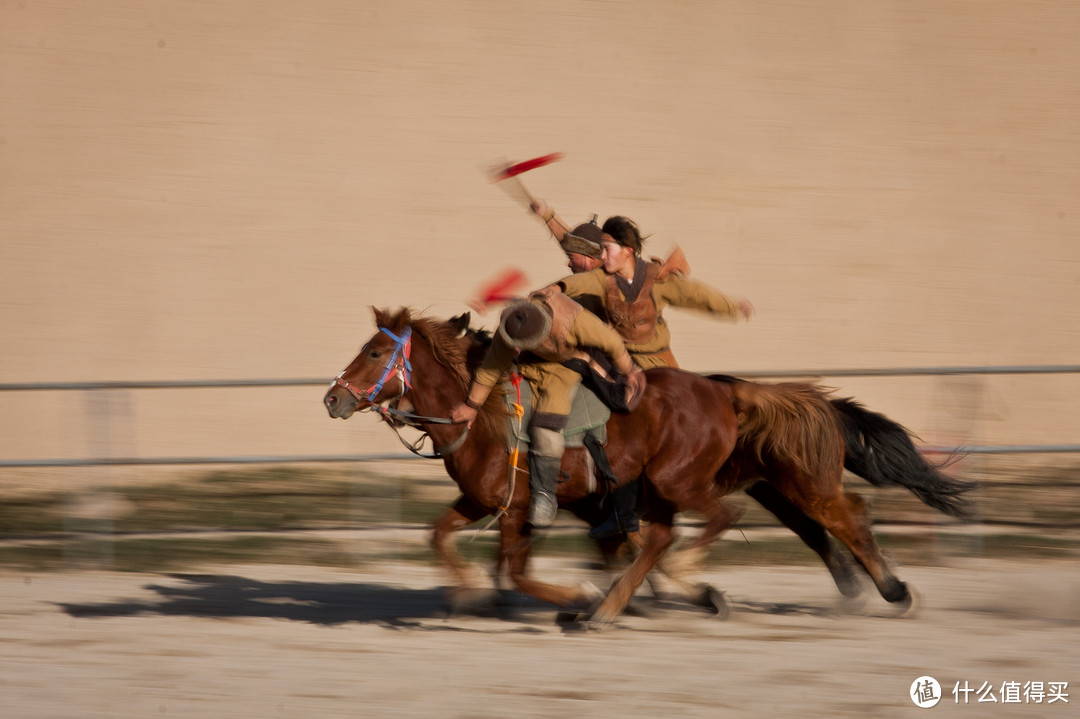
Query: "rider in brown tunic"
449 291 645 528
556 216 754 369
531 209 755 538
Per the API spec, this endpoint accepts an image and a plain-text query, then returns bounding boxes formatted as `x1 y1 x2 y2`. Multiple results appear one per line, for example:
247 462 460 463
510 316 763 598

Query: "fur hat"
560 216 604 259
497 299 553 350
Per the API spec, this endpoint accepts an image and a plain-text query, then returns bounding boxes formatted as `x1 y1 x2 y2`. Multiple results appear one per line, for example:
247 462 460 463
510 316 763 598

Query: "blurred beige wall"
2 1 1078 468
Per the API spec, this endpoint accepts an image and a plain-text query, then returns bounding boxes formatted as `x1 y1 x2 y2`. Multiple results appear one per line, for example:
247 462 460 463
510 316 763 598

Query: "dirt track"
3 558 1077 718
2 2 1079 716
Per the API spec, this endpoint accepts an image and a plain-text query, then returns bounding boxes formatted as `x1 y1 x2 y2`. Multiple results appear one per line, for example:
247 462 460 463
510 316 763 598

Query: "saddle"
501 379 609 449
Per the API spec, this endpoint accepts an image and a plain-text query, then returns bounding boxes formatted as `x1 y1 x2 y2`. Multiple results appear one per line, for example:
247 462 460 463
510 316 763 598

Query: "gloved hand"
448 403 478 427
624 368 647 412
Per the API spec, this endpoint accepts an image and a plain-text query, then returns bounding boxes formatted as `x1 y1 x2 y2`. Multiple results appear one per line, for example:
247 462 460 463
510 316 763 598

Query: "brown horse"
324 308 973 626
325 307 743 613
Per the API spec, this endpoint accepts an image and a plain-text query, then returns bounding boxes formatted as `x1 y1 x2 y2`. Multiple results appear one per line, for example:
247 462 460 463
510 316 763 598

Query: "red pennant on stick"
467 268 528 314
491 153 564 182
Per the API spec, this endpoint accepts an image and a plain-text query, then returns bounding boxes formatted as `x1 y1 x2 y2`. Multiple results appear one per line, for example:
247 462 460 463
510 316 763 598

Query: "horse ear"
372 306 389 329
388 307 410 333
449 312 471 337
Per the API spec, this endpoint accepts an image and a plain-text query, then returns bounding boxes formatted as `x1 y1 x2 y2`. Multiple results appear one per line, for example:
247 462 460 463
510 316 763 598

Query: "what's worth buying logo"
911 676 1069 708
911 676 942 708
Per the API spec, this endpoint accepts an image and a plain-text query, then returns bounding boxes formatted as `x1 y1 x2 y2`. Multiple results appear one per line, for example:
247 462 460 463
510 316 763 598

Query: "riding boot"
588 479 641 539
527 452 562 527
527 422 566 528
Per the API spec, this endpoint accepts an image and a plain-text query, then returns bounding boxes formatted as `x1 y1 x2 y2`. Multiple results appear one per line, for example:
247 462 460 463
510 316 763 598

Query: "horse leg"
587 508 676 628
774 473 913 610
430 496 496 613
656 498 744 614
745 480 862 598
820 490 912 608
499 509 601 610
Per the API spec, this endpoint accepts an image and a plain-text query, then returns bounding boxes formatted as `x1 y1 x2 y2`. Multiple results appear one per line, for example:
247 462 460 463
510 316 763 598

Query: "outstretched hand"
530 199 550 218
738 299 755 321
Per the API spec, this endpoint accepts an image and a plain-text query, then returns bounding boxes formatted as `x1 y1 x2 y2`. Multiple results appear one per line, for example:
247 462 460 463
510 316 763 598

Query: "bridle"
332 327 414 407
331 326 469 457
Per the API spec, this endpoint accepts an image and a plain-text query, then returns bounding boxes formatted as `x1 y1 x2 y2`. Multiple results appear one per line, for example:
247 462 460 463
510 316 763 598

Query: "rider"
527 203 646 539
532 202 753 367
556 214 755 369
448 291 646 528
533 205 754 538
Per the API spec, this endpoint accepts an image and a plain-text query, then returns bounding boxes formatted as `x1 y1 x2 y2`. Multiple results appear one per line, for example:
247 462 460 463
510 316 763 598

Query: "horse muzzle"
323 385 362 419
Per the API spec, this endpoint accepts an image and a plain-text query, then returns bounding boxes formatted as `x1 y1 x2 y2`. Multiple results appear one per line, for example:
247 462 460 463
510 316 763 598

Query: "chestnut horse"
324 308 973 626
325 307 743 614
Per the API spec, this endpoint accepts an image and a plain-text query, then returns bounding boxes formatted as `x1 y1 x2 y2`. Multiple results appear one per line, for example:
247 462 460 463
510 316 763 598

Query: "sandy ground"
1 558 1077 718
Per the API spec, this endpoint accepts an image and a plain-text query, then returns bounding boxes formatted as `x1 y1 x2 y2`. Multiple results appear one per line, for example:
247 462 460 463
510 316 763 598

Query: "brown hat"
560 215 604 259
497 299 552 350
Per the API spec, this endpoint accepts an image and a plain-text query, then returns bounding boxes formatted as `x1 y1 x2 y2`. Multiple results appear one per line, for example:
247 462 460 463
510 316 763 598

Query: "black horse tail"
830 397 976 519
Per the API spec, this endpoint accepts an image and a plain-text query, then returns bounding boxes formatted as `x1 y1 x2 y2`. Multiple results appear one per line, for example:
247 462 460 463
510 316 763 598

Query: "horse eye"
369 350 382 360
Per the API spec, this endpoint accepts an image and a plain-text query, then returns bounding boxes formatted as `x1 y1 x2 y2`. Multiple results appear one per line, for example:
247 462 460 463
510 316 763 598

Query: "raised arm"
529 199 572 243
654 274 755 321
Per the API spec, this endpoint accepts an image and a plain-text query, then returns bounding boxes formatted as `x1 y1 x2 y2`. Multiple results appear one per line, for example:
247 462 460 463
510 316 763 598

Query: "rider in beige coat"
449 290 645 527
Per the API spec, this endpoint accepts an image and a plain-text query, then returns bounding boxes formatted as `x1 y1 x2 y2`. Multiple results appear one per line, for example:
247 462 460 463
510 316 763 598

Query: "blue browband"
366 326 412 400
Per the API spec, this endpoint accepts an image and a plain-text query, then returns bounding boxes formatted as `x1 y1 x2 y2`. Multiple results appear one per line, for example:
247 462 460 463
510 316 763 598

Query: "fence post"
64 388 134 568
931 373 985 558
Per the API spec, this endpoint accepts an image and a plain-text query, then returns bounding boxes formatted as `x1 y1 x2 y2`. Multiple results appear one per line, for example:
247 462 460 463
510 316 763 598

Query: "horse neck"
404 330 494 449
406 328 505 451
403 331 460 417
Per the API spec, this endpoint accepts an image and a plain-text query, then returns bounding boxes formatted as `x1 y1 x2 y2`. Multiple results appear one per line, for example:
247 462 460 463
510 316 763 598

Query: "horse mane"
375 307 508 433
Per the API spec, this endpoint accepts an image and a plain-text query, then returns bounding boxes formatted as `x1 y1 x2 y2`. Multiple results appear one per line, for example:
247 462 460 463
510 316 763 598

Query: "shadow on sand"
57 571 838 630
55 572 572 630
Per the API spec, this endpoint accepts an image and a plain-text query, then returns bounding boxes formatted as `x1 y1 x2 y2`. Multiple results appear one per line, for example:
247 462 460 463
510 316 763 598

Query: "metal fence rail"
725 364 1080 379
0 454 428 468
3 364 1080 392
2 364 1078 468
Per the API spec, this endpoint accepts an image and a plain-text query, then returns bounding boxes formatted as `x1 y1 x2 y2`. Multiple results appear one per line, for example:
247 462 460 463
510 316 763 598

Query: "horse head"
323 307 415 419
324 307 484 421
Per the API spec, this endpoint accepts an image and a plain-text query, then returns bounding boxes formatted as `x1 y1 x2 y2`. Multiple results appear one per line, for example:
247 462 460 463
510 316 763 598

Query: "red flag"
491 153 564 182
468 268 528 314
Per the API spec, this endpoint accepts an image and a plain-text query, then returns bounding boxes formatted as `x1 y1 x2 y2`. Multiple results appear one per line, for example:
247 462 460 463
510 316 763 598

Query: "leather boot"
527 453 561 527
588 479 640 539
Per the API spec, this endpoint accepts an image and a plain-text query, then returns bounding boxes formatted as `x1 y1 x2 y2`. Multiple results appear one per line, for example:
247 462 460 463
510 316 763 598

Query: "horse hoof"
579 603 623 630
835 574 864 600
578 581 605 607
699 585 731 619
582 616 617 632
555 610 587 625
890 584 921 619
